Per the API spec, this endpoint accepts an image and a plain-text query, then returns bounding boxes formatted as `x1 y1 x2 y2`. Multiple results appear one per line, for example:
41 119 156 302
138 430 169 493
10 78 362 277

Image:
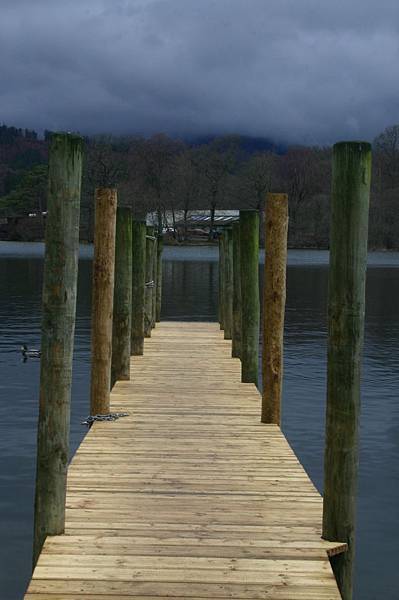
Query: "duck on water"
21 345 41 359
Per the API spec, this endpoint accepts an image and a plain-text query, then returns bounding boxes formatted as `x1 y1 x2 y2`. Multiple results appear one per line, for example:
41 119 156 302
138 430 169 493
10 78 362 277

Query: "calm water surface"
0 242 398 599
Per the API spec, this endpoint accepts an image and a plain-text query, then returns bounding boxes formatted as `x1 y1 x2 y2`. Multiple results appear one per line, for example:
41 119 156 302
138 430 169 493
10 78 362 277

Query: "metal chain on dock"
81 412 129 427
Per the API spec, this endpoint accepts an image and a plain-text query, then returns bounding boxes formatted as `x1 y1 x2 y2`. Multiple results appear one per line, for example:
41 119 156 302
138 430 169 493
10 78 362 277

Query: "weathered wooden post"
223 228 233 340
261 193 289 424
322 141 371 600
111 206 132 388
232 221 242 358
218 234 225 329
144 225 155 337
239 209 260 384
33 133 83 567
152 235 158 328
156 235 163 322
131 220 146 355
90 188 117 414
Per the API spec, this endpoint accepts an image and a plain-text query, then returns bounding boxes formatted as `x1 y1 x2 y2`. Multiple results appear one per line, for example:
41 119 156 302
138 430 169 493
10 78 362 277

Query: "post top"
267 193 288 202
333 141 371 151
50 131 83 144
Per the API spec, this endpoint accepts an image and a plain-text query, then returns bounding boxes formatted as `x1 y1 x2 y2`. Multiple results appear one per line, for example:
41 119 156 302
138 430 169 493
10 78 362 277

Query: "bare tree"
83 136 129 241
235 152 276 207
373 125 399 190
279 146 329 225
169 149 201 239
193 136 240 238
132 134 185 234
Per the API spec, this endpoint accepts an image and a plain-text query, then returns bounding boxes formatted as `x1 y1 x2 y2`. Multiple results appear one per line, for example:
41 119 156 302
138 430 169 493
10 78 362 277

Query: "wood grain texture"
232 221 242 358
144 226 155 337
223 228 233 340
131 220 146 355
323 141 371 600
156 237 163 322
111 206 132 387
90 188 117 414
262 194 288 424
26 322 344 599
218 234 225 330
239 210 260 384
33 133 83 566
152 236 157 328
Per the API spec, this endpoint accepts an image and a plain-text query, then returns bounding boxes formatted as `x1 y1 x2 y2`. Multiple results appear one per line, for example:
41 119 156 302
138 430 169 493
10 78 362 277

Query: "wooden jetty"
26 321 345 599
27 137 370 600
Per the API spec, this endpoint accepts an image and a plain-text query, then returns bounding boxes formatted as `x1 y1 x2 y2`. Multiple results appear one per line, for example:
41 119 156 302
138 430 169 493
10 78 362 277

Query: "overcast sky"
1 0 398 144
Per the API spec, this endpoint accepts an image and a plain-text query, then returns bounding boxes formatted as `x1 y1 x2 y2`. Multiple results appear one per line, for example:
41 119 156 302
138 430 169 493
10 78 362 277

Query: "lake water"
0 242 398 599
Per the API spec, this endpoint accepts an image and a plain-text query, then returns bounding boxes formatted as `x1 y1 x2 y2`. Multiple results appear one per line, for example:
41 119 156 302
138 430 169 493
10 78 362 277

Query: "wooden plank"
25 321 344 600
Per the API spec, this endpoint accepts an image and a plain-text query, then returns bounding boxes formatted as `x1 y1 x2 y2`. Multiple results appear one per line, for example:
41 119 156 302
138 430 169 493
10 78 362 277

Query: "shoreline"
1 239 399 252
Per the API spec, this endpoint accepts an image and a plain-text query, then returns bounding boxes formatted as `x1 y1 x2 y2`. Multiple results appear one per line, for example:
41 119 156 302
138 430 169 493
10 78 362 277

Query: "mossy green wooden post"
111 207 132 388
33 133 83 567
239 210 260 384
322 141 371 600
223 228 233 340
218 234 225 329
90 188 117 414
156 236 163 322
144 226 155 337
261 193 288 424
131 220 146 355
152 236 158 328
232 222 242 358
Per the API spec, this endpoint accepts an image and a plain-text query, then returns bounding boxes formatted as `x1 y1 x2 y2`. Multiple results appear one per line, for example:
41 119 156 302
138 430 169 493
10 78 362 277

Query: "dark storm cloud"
1 0 398 143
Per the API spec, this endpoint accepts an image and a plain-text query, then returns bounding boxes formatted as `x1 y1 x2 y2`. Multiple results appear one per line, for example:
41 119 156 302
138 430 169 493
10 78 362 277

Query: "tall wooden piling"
261 193 288 424
111 207 132 388
223 228 233 340
239 210 260 384
131 220 146 355
90 188 117 414
144 226 155 337
322 141 371 600
33 133 83 567
218 235 225 329
156 236 163 322
152 236 158 328
232 222 242 358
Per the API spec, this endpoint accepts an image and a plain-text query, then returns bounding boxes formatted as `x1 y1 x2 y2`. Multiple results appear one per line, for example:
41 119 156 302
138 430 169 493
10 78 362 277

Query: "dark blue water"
0 242 398 599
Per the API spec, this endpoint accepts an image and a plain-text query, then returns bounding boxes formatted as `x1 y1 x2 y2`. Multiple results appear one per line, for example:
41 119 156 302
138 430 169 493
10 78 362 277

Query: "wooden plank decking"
25 321 345 599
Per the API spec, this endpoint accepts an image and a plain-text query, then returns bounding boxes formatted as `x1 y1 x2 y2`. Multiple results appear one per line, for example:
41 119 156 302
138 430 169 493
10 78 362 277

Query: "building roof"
176 212 239 227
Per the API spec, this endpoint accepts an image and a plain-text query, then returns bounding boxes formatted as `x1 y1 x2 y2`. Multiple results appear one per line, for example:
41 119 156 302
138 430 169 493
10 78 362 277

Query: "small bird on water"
21 344 41 359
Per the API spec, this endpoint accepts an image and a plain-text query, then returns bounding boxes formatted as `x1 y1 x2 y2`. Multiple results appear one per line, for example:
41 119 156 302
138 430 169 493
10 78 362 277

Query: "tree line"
0 123 398 248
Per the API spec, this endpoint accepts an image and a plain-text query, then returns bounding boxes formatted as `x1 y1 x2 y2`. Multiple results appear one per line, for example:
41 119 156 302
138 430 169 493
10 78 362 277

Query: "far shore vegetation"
0 123 398 249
